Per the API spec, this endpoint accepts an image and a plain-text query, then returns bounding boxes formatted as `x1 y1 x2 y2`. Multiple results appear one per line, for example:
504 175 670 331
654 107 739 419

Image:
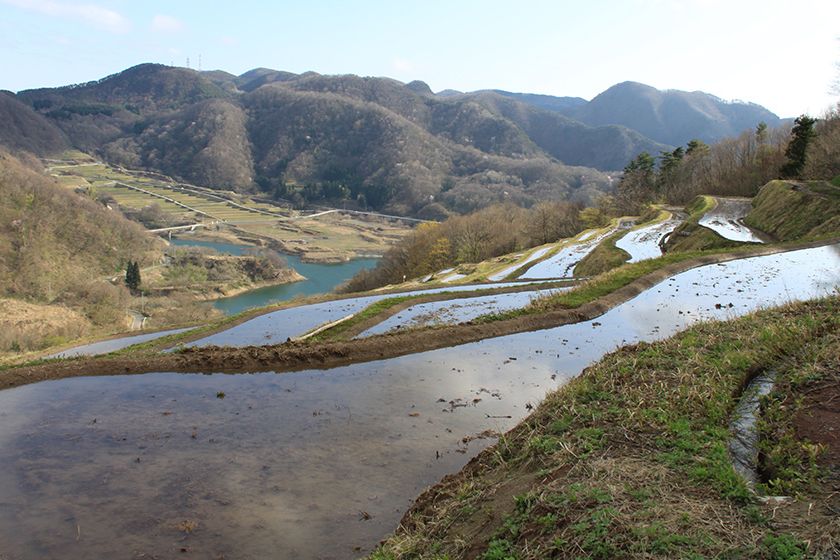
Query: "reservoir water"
168 238 378 315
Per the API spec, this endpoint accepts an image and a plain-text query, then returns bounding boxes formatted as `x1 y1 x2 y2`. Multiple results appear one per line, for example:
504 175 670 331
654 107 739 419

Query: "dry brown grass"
0 297 92 353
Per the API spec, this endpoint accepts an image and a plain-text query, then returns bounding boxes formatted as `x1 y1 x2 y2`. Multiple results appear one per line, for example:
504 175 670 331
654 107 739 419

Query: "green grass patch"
755 325 838 496
307 295 417 342
662 221 743 252
685 195 716 221
472 249 716 324
662 195 746 253
745 180 840 241
660 195 744 253
573 229 632 277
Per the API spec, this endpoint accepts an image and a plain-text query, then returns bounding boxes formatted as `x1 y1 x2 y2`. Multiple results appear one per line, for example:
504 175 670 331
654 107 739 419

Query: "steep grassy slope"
745 180 840 241
370 297 840 559
0 150 161 349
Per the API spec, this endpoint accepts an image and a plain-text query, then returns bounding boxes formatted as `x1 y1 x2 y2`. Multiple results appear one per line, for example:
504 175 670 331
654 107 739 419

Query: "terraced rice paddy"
49 162 411 259
3 244 838 559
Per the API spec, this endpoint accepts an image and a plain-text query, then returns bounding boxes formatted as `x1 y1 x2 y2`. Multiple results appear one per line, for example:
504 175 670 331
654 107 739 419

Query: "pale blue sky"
1 0 837 117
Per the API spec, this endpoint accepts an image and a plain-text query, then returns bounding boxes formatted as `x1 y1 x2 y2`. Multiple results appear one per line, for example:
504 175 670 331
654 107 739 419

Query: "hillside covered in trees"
611 105 839 213
346 101 839 290
1 64 782 217
0 150 162 350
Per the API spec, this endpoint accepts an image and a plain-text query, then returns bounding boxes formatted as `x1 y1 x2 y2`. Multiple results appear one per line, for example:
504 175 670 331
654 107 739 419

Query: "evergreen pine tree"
780 115 817 178
125 260 141 292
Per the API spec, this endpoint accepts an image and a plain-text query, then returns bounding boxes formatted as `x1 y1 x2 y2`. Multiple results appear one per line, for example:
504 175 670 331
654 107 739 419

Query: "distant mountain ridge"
519 81 782 146
1 64 780 216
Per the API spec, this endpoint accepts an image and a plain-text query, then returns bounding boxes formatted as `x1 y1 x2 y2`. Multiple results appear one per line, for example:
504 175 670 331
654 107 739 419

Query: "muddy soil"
795 383 840 470
770 380 840 551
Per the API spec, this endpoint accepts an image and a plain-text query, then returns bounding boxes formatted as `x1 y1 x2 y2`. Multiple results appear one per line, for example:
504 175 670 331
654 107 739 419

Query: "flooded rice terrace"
519 227 618 279
187 281 552 349
46 328 193 359
1 245 838 559
615 215 683 262
698 198 765 243
357 287 569 337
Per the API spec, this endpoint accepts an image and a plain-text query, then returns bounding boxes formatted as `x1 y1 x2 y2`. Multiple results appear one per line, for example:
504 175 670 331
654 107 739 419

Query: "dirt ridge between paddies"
1 237 837 391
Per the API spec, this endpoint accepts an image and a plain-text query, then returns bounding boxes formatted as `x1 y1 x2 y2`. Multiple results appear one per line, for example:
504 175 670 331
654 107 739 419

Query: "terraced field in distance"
47 159 413 261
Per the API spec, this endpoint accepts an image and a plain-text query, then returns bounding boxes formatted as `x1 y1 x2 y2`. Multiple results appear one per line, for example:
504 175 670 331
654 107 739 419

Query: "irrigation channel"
1 244 838 558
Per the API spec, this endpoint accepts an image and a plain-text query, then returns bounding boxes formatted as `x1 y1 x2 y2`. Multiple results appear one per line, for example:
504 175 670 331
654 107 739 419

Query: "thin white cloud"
1 0 131 33
220 36 237 46
151 14 183 33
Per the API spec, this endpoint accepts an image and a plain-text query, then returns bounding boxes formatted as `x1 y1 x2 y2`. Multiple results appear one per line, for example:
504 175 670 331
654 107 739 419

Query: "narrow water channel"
729 372 776 486
0 244 837 559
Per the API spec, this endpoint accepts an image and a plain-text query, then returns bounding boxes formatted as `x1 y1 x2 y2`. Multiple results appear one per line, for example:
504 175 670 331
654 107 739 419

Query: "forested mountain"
0 91 69 154
1 64 781 216
554 81 783 146
474 90 587 113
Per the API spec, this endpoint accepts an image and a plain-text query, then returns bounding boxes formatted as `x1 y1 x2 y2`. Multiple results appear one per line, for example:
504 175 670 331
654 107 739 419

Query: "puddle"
46 328 194 359
519 228 616 279
186 281 558 348
1 244 838 558
615 217 682 263
729 372 776 486
358 287 569 337
698 198 764 243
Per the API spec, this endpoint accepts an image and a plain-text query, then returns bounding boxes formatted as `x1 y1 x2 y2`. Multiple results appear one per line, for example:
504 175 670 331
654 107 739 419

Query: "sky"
0 0 838 118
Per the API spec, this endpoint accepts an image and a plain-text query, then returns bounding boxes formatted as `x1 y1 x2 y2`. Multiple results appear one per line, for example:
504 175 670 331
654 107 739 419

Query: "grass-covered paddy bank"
369 296 840 560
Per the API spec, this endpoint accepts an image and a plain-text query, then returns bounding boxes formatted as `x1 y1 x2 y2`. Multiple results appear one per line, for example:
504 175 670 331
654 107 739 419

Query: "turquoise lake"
169 238 378 315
